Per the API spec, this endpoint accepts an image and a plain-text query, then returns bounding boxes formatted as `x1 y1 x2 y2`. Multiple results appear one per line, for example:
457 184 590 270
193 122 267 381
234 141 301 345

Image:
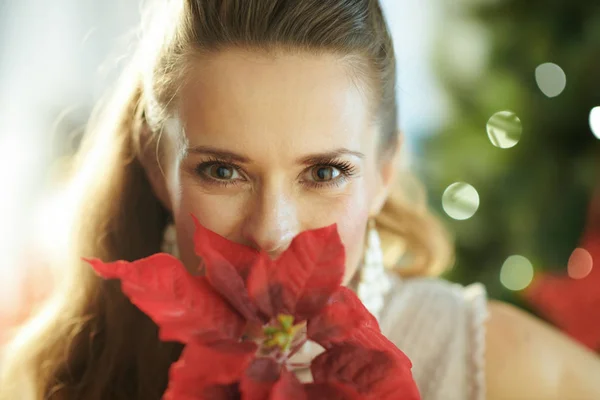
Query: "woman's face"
159 49 396 283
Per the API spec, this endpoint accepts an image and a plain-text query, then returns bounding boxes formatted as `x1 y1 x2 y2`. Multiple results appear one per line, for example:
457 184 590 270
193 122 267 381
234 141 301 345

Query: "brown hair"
0 1 452 398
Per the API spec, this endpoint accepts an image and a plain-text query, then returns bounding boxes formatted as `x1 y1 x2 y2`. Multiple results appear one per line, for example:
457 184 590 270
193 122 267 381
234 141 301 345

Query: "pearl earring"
357 219 392 322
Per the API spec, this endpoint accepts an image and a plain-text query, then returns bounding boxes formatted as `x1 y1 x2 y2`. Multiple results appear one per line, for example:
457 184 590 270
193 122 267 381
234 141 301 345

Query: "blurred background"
0 0 598 352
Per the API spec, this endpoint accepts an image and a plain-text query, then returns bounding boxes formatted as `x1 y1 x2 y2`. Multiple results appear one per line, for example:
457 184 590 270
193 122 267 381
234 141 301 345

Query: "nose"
241 188 300 259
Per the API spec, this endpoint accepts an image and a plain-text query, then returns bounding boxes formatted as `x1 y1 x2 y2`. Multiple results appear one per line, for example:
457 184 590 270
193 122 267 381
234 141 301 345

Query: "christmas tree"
420 0 600 309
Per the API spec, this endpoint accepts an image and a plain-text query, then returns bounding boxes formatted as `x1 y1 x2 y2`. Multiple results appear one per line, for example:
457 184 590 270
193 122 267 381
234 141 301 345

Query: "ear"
138 123 173 212
370 130 403 216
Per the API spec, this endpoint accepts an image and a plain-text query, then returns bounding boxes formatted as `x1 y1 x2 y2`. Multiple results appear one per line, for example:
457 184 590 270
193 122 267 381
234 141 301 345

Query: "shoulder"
383 277 600 400
382 275 488 326
485 300 600 400
383 276 489 361
381 276 488 399
386 274 487 304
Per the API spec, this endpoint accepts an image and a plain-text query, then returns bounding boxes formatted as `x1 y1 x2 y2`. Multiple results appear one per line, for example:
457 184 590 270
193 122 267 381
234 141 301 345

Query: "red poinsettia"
86 216 419 399
525 228 600 351
525 193 600 352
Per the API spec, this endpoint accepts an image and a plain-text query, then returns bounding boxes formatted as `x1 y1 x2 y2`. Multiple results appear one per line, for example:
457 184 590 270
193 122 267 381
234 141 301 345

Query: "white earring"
161 222 180 258
357 219 392 322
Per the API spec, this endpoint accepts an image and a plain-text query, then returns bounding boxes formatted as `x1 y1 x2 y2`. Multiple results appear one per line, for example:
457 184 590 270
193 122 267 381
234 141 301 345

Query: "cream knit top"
379 274 489 400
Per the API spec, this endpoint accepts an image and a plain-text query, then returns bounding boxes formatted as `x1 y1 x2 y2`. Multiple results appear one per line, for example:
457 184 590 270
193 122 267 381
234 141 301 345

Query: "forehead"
177 49 377 158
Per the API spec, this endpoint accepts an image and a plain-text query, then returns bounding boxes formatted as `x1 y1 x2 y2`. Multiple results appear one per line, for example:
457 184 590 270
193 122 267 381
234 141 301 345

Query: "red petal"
193 215 259 277
164 339 256 399
343 327 413 368
308 290 414 381
245 256 275 318
192 216 260 322
206 256 261 323
85 255 245 343
307 287 380 347
239 358 281 400
303 382 362 400
268 368 307 400
246 224 345 319
200 385 241 400
163 384 239 400
311 344 420 400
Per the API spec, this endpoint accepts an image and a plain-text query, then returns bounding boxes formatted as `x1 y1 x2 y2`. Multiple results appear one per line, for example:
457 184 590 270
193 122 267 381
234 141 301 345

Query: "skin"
153 49 394 283
486 301 600 399
145 49 600 398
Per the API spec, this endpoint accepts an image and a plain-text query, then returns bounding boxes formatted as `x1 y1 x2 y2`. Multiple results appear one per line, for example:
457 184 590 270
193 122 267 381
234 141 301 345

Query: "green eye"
311 166 340 182
208 165 238 180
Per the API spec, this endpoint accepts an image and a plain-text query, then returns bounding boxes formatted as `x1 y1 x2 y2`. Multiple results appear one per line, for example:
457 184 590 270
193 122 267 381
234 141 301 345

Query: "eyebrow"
296 148 365 165
186 145 365 164
186 145 251 163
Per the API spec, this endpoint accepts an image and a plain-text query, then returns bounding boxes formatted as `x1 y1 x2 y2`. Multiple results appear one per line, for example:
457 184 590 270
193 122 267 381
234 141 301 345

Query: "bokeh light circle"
535 62 567 98
590 106 600 140
568 248 593 279
442 182 480 220
486 111 522 148
500 255 534 291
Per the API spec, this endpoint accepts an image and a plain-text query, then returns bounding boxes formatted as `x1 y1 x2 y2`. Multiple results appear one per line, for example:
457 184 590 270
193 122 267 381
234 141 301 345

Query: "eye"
207 164 239 180
310 166 341 182
300 160 357 190
195 160 244 185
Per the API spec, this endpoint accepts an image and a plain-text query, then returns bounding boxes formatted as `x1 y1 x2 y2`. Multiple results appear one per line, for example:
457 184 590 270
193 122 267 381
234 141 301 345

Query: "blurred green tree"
420 0 600 305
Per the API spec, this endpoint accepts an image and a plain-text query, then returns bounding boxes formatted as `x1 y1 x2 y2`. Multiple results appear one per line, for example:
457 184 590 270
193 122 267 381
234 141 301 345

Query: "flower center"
260 314 305 357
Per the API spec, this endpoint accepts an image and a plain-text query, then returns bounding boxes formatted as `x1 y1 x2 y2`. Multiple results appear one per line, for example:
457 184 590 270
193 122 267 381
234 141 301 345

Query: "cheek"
170 182 249 273
302 181 372 283
332 168 381 283
331 195 370 284
167 169 375 280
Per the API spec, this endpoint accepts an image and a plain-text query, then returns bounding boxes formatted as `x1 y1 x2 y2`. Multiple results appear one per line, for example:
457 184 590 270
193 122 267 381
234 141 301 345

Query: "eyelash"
194 157 357 189
300 161 357 189
194 157 245 188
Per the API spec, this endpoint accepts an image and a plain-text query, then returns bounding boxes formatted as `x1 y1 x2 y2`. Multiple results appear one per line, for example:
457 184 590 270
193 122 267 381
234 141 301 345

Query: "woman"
1 1 599 399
